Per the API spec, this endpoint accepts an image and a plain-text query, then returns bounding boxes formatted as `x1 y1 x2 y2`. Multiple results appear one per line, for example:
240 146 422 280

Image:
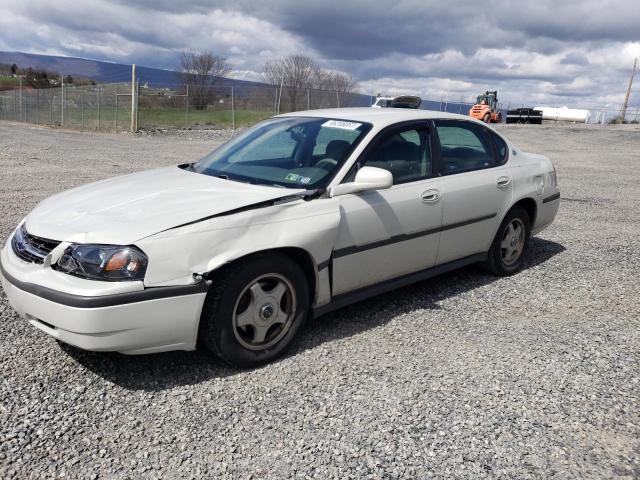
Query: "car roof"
278 107 479 129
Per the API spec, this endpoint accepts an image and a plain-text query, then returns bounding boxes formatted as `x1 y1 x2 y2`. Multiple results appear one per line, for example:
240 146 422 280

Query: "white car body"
1 108 560 355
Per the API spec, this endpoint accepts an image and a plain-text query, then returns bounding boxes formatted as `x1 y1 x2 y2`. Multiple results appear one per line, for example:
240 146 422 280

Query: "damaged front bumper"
0 242 208 354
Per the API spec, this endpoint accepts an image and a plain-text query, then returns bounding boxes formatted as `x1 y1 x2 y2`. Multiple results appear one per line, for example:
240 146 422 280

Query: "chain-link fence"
0 83 134 131
137 84 369 130
1 82 636 130
0 82 370 132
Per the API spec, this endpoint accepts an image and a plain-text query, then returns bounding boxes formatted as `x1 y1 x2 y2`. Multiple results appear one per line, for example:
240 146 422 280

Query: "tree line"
180 51 358 111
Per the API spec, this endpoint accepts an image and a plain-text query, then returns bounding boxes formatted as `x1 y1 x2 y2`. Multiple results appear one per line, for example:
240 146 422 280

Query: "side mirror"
329 166 393 197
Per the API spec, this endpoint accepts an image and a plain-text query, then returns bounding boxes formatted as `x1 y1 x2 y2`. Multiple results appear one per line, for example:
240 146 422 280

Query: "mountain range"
0 51 265 89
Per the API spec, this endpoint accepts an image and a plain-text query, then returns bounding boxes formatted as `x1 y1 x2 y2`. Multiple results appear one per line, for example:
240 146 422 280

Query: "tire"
484 206 531 276
199 252 310 368
483 113 491 123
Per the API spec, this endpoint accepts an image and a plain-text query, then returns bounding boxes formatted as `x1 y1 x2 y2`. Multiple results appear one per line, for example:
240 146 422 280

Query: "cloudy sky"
0 0 639 108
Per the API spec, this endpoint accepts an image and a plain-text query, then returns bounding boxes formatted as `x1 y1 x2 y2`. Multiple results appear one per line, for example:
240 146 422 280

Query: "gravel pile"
0 121 639 479
136 127 242 141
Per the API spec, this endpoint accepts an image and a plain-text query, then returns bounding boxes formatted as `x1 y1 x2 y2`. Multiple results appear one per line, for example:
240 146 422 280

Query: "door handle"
421 189 441 203
497 176 512 188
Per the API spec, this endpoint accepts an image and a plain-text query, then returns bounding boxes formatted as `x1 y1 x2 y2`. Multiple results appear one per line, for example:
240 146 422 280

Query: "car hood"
25 166 304 245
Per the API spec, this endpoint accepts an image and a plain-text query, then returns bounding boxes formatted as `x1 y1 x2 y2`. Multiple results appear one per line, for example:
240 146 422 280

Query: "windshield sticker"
322 120 362 130
285 173 312 184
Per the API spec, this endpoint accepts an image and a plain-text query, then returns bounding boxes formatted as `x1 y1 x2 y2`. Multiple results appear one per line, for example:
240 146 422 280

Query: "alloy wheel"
500 218 526 266
232 273 297 351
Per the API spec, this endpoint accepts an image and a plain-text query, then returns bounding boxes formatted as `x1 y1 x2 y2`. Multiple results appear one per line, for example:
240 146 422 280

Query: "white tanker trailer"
533 106 591 123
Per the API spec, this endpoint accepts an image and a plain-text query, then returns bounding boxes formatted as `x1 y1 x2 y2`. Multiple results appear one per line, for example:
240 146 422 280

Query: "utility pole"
131 64 137 133
620 58 637 122
19 78 22 120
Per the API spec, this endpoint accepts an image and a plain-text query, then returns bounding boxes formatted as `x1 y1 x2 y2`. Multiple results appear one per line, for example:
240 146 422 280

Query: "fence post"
81 86 84 130
277 78 283 114
61 76 64 126
231 86 235 131
274 87 278 115
336 90 340 108
115 85 118 131
49 89 52 125
131 64 137 133
135 79 139 131
307 89 310 110
185 84 189 129
35 89 39 124
98 85 101 130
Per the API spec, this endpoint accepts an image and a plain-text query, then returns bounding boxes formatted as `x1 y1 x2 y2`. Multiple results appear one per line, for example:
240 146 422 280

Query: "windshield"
191 117 372 189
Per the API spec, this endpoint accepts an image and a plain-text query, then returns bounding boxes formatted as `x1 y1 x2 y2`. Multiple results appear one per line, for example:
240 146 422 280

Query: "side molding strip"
542 192 560 204
333 213 496 258
312 253 487 318
317 259 331 271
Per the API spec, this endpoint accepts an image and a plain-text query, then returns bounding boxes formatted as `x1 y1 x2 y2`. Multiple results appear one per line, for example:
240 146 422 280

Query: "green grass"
138 108 273 129
0 99 275 131
0 77 20 88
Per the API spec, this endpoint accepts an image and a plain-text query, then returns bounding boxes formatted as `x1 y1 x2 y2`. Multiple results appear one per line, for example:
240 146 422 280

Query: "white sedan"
0 108 560 367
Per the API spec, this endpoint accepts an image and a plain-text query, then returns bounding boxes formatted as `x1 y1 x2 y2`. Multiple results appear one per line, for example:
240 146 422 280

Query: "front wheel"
199 252 310 367
483 113 491 123
484 206 531 276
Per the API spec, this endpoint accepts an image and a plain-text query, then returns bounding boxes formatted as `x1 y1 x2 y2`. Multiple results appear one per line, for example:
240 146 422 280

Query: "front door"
332 123 444 295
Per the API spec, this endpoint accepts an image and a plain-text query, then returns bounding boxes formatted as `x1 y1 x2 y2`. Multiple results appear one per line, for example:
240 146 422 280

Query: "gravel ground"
0 121 639 479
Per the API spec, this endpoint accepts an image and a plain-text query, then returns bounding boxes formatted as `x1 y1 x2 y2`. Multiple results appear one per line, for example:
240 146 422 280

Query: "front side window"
435 121 496 174
354 127 431 184
191 117 371 189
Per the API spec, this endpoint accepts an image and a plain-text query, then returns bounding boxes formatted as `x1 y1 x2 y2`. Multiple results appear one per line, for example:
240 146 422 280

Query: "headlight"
55 244 148 281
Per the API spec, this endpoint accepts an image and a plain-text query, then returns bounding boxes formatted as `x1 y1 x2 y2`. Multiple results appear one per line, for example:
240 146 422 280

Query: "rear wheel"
199 252 309 367
483 113 491 123
484 206 531 276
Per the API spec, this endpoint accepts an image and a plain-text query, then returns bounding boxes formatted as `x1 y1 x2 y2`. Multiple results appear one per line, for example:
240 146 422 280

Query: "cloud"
0 0 638 107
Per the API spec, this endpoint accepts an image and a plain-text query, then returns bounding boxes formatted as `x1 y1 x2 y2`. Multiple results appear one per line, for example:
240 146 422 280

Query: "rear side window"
487 130 508 164
435 121 496 174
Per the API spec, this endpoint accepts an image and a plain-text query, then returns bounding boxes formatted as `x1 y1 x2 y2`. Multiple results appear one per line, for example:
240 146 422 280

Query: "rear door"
332 122 443 295
433 120 513 264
